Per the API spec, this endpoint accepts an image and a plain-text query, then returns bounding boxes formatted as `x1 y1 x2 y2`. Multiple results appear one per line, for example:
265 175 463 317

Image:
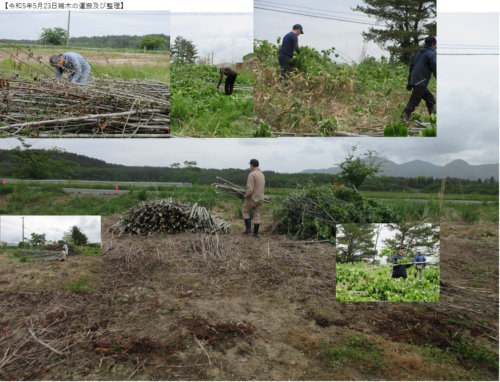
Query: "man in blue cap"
401 36 437 122
278 24 303 83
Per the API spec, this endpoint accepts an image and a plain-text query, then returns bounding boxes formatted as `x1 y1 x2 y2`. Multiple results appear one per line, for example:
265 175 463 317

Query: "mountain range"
301 159 498 181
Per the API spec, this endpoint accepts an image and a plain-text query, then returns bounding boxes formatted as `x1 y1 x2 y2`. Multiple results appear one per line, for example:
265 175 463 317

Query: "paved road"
374 198 494 204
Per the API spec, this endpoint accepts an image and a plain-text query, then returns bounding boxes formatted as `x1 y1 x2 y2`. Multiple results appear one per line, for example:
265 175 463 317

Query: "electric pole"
212 52 213 66
66 11 70 48
21 217 24 242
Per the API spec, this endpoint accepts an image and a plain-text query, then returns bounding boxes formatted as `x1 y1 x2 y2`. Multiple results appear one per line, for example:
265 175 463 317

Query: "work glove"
238 194 244 199
406 83 412 91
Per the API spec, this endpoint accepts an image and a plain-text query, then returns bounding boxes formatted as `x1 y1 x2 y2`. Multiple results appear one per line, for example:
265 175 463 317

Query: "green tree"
382 223 439 257
61 229 73 245
353 0 436 64
28 232 46 247
39 27 68 46
335 143 385 189
243 52 254 61
70 226 88 246
140 35 167 51
489 176 495 185
171 36 198 65
336 223 377 263
8 140 78 180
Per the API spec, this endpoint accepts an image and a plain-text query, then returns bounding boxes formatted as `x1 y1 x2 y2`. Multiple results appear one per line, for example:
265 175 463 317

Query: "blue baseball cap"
293 24 304 34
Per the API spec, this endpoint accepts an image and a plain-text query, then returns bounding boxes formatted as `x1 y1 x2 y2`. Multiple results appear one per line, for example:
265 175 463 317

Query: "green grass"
361 191 498 202
325 333 385 371
171 64 254 137
80 249 101 257
63 277 91 292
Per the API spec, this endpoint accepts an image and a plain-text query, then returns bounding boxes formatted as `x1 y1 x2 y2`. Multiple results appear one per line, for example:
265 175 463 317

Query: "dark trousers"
225 74 237 95
278 52 292 83
401 86 436 121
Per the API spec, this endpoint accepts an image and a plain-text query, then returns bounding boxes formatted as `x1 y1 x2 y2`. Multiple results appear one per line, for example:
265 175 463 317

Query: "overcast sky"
0 132 496 174
171 13 252 63
0 11 169 40
0 216 101 244
438 12 499 164
337 224 440 265
254 0 391 62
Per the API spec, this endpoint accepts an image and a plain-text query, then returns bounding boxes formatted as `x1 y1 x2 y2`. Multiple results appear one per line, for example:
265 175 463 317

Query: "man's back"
280 31 298 57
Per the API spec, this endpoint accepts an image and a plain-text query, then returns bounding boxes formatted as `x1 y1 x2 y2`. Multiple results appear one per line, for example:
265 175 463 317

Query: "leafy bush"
273 184 401 243
136 189 148 201
0 185 14 195
458 204 481 224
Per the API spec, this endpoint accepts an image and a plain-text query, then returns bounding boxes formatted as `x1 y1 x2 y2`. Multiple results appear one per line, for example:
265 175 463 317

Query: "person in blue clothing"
413 251 427 280
391 245 414 279
49 53 91 91
278 24 303 83
401 36 437 122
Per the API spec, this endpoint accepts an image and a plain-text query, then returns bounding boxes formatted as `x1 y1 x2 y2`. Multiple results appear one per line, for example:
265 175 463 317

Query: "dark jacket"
280 31 300 58
414 252 426 268
408 45 436 88
392 252 413 278
217 67 237 87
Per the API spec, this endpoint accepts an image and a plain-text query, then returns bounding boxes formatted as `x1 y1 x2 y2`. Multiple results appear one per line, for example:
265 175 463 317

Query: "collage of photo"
0 0 498 381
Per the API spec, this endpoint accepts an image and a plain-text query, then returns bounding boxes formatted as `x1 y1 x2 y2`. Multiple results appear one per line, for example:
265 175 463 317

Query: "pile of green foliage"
272 184 401 243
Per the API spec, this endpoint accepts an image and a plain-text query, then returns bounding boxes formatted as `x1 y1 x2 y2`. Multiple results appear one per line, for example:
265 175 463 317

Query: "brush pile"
109 198 231 235
213 176 271 203
18 249 60 262
0 43 170 138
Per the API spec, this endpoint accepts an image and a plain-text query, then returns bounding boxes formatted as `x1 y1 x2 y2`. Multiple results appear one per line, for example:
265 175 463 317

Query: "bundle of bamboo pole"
0 42 170 138
212 176 271 203
109 198 231 235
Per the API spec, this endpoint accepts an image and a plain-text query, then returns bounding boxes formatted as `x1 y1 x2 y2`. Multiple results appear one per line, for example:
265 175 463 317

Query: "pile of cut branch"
0 42 170 138
213 176 271 203
109 198 231 235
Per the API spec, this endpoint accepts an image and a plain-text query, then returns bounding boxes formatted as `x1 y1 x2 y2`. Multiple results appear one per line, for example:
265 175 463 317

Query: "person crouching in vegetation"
401 36 437 122
49 53 91 91
217 67 238 95
413 251 427 280
59 248 66 262
278 24 303 84
392 245 413 279
240 159 265 238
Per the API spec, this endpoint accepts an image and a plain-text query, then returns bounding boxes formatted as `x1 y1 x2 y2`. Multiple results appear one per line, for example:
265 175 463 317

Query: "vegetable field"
254 39 437 137
336 262 440 302
171 64 254 137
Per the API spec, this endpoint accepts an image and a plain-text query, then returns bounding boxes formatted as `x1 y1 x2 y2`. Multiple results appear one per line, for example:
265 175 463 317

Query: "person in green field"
216 67 238 96
391 245 413 279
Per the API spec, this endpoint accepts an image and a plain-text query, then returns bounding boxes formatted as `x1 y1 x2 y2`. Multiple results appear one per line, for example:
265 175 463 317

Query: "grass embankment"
254 39 436 135
0 183 497 225
171 64 254 137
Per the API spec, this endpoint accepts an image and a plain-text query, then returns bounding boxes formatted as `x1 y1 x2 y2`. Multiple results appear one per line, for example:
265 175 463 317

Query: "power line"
440 44 499 48
254 6 383 26
254 0 374 20
437 53 499 56
439 47 498 50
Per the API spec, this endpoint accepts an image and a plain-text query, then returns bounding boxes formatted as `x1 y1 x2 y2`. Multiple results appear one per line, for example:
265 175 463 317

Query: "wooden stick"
28 328 66 357
193 335 211 367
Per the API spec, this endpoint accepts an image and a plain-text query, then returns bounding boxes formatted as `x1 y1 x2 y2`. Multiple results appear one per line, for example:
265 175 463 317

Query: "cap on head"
249 159 259 167
424 35 437 46
397 245 405 250
293 24 304 34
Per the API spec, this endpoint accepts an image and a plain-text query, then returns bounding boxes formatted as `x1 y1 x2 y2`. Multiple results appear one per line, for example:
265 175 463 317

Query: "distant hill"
301 159 498 181
2 34 170 50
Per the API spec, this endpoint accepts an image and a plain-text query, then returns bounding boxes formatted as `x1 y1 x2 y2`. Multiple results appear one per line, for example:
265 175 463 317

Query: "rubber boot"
253 224 260 238
242 218 252 234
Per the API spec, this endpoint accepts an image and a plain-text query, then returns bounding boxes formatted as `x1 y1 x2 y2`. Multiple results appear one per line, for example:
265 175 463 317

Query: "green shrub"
459 204 481 224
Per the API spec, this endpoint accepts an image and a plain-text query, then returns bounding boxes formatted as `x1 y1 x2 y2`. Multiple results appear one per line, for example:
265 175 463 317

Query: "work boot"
242 218 252 234
253 224 260 238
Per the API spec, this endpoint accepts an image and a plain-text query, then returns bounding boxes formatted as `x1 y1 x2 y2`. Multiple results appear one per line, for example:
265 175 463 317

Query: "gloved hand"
406 83 412 91
238 194 244 199
216 85 219 89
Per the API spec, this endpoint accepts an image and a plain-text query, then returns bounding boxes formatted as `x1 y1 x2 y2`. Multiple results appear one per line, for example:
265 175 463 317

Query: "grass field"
360 191 498 202
254 39 437 136
171 64 254 137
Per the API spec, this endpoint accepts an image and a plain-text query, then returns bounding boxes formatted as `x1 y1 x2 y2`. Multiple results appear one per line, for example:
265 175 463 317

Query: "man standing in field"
391 245 413 279
278 24 303 83
62 242 69 259
413 251 427 280
49 53 92 91
401 36 437 122
240 159 265 238
217 67 238 96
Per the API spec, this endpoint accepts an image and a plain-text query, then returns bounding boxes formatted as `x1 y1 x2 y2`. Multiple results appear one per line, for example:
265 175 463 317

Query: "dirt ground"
0 219 498 380
0 252 101 292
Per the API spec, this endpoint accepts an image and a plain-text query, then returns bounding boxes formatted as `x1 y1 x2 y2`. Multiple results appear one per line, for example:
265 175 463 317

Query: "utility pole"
66 11 70 48
21 217 24 242
211 52 213 66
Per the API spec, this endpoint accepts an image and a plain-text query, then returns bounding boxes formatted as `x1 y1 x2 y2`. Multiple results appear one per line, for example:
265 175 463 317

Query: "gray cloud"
1 216 101 244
